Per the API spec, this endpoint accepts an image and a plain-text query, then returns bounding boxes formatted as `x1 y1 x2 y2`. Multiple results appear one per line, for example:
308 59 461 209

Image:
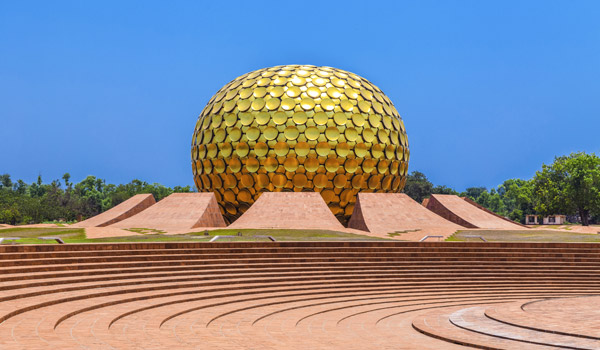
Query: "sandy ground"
76 224 600 241
19 223 66 228
84 227 144 239
526 225 600 234
79 226 409 240
4 222 600 242
0 223 66 230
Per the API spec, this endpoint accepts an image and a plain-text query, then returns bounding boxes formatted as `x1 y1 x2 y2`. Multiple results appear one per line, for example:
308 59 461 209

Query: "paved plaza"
1 242 599 349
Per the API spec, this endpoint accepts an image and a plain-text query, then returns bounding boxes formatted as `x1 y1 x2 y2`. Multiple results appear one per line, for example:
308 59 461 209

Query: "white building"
525 214 567 225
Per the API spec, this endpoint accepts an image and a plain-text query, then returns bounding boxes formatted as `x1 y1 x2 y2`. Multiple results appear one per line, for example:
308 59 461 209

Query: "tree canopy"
2 152 599 226
402 172 536 224
401 152 600 225
0 174 192 225
532 152 600 226
402 171 433 204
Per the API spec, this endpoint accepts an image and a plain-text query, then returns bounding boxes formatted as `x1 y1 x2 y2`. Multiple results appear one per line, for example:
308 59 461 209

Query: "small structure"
544 215 566 225
525 214 539 225
525 214 567 225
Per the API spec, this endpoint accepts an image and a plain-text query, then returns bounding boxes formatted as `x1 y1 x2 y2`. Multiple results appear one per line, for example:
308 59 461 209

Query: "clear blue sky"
1 0 599 191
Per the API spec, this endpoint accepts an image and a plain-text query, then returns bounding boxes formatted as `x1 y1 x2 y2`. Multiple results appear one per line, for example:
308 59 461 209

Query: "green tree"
432 185 458 195
29 175 46 198
63 173 72 190
500 178 534 223
0 174 12 189
173 185 192 193
533 152 600 226
475 190 491 208
74 176 111 216
13 180 28 195
403 171 433 203
461 187 487 201
0 208 21 225
0 172 194 224
487 190 507 216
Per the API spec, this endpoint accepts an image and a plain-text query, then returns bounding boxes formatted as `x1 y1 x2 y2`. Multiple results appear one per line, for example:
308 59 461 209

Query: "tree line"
0 174 192 225
404 152 600 225
2 152 599 226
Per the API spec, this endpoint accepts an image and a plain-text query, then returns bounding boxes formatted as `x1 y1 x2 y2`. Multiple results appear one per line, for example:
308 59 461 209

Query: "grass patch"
387 229 421 238
447 230 600 243
0 227 86 244
125 228 167 235
41 220 77 226
183 229 390 241
0 227 390 244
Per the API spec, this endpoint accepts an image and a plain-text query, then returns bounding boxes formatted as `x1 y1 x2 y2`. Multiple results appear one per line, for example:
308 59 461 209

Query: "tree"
432 185 458 195
403 171 433 203
73 176 111 216
63 173 72 190
487 190 507 216
0 174 12 189
173 185 192 193
475 190 491 208
500 178 534 223
462 187 487 201
533 152 600 226
0 172 194 224
13 180 27 195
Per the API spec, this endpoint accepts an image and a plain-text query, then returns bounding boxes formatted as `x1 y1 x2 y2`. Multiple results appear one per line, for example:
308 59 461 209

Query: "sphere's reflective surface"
191 65 409 224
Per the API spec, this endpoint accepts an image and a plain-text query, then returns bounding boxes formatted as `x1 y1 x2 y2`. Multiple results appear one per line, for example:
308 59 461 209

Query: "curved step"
450 306 600 349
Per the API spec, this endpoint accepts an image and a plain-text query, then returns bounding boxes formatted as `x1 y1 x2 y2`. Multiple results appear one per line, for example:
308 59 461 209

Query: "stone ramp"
425 194 526 229
228 192 345 230
72 194 156 227
110 193 226 231
348 193 463 238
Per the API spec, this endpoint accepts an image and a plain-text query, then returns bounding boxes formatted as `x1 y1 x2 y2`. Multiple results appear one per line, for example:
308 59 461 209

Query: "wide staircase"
1 242 600 349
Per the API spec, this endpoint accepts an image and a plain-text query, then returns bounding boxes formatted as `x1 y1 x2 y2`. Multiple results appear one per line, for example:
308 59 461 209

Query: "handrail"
253 235 276 241
209 235 239 242
462 235 487 242
208 234 277 242
419 235 443 242
39 237 65 244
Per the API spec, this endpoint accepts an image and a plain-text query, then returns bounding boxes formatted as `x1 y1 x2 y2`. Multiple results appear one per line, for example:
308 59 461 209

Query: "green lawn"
0 227 86 244
6 227 600 244
447 230 600 243
0 227 390 244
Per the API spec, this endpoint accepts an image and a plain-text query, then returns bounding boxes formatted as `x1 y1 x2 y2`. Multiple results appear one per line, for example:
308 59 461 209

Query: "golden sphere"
191 65 410 224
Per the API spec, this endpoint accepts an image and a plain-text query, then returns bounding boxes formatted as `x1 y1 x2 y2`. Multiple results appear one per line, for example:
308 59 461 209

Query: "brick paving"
1 242 600 349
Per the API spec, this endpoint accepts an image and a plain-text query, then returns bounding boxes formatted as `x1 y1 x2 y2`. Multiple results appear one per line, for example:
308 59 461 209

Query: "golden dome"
191 65 409 224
